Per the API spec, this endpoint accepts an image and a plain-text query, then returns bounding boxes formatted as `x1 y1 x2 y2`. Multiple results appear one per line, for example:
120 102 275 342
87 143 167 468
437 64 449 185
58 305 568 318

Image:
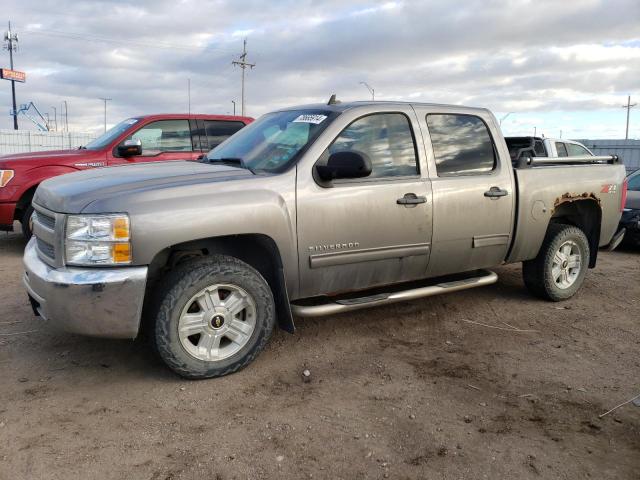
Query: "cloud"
0 0 639 138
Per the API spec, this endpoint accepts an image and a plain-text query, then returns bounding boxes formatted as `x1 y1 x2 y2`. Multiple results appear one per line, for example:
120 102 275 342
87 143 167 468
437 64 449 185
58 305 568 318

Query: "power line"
622 96 636 140
25 27 235 54
232 39 255 117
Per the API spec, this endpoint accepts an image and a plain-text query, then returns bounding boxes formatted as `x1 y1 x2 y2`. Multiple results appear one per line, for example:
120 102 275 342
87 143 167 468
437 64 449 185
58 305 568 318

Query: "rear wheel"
151 255 275 379
523 224 590 301
21 204 34 240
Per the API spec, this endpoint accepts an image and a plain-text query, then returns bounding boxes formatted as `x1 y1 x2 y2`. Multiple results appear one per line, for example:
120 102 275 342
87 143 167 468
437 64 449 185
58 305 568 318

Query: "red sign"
0 69 26 83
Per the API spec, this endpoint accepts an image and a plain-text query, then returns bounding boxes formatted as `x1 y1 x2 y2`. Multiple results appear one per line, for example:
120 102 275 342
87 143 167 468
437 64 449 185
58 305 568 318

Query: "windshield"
206 109 338 173
85 118 140 150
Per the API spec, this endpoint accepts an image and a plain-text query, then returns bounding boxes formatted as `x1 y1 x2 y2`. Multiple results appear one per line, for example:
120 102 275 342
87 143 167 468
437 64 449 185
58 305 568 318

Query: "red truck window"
204 120 246 150
128 120 193 155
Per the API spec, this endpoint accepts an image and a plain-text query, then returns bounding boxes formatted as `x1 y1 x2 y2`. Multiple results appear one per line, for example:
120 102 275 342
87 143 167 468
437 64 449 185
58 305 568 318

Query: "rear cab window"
426 114 496 176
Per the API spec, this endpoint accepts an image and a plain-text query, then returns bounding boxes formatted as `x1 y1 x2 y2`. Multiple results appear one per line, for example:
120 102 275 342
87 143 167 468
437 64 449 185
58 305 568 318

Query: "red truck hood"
0 149 106 173
0 149 90 162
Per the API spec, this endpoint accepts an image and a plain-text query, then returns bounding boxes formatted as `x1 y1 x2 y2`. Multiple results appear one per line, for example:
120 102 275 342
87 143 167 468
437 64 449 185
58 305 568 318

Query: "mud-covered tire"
21 204 34 240
151 255 275 379
522 223 590 301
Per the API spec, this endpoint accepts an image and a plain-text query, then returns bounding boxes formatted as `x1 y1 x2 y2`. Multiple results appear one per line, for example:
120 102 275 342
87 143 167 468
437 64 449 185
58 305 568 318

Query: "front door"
414 108 515 277
296 109 433 298
109 118 200 165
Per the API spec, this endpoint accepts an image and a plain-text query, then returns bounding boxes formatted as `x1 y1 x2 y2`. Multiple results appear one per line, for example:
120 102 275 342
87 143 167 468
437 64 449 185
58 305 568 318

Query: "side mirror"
117 139 142 157
316 150 372 181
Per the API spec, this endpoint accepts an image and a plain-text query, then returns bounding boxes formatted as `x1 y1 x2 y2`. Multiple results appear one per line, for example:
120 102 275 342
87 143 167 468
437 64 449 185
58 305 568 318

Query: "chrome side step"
291 270 498 318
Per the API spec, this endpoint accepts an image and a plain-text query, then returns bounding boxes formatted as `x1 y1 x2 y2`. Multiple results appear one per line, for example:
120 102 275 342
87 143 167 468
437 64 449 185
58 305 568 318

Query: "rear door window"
426 114 496 176
555 142 568 157
204 120 246 150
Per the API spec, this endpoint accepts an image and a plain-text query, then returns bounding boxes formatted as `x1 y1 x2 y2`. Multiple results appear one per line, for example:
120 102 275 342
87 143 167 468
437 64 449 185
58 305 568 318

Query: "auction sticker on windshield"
292 114 327 124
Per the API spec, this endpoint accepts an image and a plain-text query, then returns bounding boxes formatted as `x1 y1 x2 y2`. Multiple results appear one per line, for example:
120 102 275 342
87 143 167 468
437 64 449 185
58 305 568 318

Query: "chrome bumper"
22 238 148 339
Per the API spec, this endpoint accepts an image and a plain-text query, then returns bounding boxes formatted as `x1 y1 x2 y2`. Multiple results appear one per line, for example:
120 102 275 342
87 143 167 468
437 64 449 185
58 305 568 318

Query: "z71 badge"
600 184 618 194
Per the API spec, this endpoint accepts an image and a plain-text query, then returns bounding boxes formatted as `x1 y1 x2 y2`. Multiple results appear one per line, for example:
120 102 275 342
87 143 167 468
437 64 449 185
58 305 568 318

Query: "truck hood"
0 149 89 162
34 161 255 213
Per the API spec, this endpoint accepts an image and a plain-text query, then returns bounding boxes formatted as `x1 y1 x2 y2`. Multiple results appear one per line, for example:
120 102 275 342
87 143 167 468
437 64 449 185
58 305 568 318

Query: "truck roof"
131 113 254 123
276 100 491 115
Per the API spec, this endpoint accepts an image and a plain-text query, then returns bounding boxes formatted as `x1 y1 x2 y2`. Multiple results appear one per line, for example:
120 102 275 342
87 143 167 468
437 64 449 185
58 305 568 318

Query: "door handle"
397 193 427 205
484 187 509 198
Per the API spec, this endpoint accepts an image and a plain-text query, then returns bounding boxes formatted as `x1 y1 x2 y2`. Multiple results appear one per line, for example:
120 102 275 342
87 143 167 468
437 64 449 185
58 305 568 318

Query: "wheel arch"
146 233 295 334
549 197 601 268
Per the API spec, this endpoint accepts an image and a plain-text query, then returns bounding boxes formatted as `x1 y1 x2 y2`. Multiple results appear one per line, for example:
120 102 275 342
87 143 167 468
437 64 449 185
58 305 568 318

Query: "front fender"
83 172 299 298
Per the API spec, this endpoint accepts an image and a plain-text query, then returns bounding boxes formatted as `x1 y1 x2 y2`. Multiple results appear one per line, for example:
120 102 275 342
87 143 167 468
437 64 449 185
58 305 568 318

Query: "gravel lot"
1 224 639 480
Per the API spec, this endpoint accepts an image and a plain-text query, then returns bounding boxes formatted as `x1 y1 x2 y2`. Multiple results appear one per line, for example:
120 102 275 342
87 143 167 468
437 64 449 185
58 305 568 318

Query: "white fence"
0 129 97 155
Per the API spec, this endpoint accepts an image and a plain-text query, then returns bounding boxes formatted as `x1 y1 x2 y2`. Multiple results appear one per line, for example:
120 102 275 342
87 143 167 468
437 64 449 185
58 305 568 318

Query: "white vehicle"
506 137 593 161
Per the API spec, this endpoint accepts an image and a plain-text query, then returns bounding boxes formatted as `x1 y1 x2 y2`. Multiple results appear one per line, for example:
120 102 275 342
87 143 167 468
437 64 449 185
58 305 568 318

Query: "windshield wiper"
205 157 255 174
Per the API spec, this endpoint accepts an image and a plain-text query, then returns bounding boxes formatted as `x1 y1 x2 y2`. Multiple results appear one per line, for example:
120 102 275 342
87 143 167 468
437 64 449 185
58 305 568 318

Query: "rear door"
109 118 198 165
203 120 247 150
414 107 515 277
296 107 433 298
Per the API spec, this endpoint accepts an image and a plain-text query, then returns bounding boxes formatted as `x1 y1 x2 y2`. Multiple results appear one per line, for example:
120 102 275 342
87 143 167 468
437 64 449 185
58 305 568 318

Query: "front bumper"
23 238 148 339
0 202 16 231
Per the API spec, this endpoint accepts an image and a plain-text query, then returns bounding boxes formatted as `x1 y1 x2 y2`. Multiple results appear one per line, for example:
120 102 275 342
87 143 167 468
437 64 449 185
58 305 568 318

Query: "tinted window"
327 113 418 178
566 143 590 157
555 142 568 157
628 172 640 191
427 114 496 176
205 120 245 149
129 119 192 154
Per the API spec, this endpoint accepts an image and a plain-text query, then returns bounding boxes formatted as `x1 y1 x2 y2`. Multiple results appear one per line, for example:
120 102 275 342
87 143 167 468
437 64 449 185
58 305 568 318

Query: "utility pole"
187 78 190 115
99 97 111 132
360 81 375 101
533 126 537 136
231 100 236 116
622 96 636 140
3 21 19 130
232 39 255 116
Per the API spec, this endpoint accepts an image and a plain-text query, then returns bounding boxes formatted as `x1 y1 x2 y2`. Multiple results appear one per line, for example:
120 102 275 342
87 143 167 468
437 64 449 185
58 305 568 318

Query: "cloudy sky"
2 0 639 139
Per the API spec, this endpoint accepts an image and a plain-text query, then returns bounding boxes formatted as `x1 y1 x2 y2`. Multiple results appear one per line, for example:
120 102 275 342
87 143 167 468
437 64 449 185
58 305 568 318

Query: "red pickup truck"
0 113 253 237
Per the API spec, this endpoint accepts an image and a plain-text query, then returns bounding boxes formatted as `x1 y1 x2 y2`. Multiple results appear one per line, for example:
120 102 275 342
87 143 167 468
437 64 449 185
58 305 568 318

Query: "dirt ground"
0 224 639 480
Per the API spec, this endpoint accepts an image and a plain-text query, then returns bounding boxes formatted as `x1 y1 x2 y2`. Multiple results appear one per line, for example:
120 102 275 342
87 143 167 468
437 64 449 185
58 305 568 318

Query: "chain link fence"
0 129 97 155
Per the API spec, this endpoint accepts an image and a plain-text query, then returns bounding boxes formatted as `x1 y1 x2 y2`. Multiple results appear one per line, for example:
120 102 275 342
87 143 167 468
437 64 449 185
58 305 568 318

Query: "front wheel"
151 255 276 379
21 204 34 240
523 224 590 301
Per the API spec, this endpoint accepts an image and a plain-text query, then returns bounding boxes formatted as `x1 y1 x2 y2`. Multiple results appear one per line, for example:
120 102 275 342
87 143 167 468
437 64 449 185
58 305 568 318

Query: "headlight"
0 170 14 187
65 214 132 265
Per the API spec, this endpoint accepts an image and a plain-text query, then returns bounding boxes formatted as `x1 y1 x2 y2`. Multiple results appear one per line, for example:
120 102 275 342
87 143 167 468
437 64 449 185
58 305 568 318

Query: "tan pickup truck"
24 100 627 378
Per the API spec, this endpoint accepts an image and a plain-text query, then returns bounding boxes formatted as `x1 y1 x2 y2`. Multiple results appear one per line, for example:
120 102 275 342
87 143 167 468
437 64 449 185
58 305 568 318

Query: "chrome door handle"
397 193 427 205
484 187 508 198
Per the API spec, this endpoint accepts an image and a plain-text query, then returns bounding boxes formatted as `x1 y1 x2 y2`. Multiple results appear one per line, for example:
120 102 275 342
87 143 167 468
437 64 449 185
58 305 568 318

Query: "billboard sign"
0 69 26 83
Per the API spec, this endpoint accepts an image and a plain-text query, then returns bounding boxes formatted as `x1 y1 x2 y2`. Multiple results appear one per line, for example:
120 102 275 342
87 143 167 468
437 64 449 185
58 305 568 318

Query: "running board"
290 270 498 318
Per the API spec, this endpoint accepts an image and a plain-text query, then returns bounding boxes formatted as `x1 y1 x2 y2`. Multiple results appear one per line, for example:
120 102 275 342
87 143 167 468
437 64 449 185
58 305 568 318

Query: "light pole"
51 106 57 131
622 96 636 140
359 81 375 101
4 21 19 130
99 97 111 132
231 100 236 116
499 112 514 126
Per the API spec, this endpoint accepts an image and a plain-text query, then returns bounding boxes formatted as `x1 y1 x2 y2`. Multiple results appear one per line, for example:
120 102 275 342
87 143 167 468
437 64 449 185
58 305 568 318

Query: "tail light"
620 178 628 212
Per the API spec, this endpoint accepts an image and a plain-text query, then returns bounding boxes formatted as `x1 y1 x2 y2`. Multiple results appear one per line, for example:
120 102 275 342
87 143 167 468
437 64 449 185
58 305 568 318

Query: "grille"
36 210 56 230
36 238 56 259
